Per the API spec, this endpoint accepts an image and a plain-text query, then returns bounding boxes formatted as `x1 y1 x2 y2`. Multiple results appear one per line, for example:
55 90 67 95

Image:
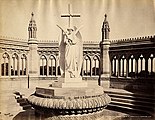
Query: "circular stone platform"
28 84 111 116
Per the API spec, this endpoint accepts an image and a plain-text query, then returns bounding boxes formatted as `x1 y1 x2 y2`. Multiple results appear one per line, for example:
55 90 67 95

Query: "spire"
102 14 110 40
31 12 34 21
28 12 37 39
104 14 107 22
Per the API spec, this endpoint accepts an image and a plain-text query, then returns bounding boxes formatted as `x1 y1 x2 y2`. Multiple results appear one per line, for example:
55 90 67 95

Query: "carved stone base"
28 78 111 116
52 77 88 88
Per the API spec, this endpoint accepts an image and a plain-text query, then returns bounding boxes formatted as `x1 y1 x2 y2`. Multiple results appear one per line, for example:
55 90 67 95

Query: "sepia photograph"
0 0 155 120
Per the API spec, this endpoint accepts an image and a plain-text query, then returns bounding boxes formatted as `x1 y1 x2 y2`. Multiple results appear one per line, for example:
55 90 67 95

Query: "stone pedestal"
28 77 111 116
52 77 88 88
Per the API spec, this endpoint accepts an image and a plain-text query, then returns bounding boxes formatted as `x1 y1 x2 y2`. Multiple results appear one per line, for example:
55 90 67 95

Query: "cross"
61 4 80 28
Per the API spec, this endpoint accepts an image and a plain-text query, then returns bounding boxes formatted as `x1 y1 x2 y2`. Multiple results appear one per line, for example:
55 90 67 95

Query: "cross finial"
61 4 80 28
105 14 107 18
31 12 34 17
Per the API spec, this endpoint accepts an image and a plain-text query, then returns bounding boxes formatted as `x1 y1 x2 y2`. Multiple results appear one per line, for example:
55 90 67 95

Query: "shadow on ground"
12 109 154 120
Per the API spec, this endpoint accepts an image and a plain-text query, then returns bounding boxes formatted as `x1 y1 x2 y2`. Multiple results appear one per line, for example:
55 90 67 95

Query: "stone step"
107 93 155 103
19 101 29 106
22 104 32 110
16 97 32 110
107 104 151 116
17 98 27 103
110 101 154 111
111 97 155 107
104 90 155 100
104 89 155 116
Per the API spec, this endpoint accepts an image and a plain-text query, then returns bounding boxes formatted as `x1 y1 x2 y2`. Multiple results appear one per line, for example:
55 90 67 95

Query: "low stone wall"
110 77 155 93
0 76 99 81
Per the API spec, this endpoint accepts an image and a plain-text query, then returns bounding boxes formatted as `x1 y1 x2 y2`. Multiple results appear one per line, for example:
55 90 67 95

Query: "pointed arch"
40 55 47 76
11 53 19 76
20 54 27 75
48 55 56 76
120 55 126 77
92 55 100 76
83 55 91 76
111 56 118 77
128 55 135 77
1 53 10 76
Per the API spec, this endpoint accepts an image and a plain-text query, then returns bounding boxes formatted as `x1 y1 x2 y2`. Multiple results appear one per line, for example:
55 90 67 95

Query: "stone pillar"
55 58 58 76
28 41 39 77
13 56 15 76
17 58 20 76
100 39 110 88
86 59 88 76
110 59 113 76
0 51 2 77
90 60 92 77
117 59 120 77
4 57 6 76
8 57 11 77
122 58 124 77
50 59 52 76
47 60 49 76
114 58 116 76
28 13 39 77
131 58 133 73
94 59 97 76
21 58 24 75
100 14 110 88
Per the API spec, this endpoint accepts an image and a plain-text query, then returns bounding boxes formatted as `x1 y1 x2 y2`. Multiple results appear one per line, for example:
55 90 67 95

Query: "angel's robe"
59 26 83 78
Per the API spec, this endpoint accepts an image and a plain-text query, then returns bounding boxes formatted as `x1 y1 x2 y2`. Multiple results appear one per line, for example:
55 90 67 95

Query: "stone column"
126 59 129 77
28 13 39 78
131 58 133 72
100 39 110 88
51 59 53 76
117 59 120 77
100 14 110 88
13 56 15 76
28 41 39 77
17 58 20 76
94 58 97 76
110 59 113 76
21 57 24 75
4 57 6 76
114 58 116 76
122 58 124 77
47 59 49 76
55 58 58 76
0 52 2 77
86 59 88 76
8 57 11 77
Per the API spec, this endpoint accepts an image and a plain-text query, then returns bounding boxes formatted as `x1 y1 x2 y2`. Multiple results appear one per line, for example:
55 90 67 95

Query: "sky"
0 0 155 42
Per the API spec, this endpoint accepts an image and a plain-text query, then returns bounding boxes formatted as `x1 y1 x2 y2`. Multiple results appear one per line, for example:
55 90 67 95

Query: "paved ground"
0 79 152 120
